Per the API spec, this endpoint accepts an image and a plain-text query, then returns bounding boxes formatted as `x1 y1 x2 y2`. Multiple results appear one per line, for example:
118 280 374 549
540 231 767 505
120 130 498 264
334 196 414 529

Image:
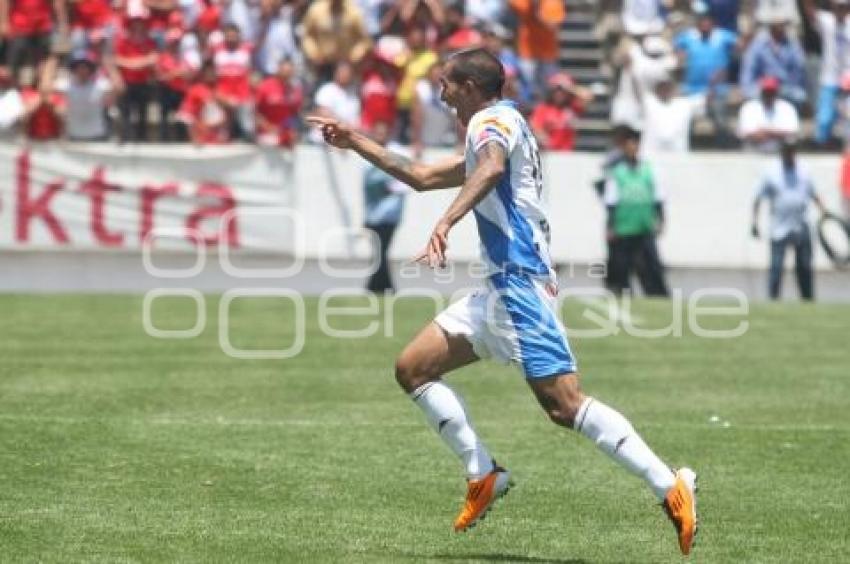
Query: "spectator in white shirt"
55 52 115 141
0 65 24 139
611 34 677 130
738 76 800 152
622 0 666 36
311 61 360 142
641 77 706 154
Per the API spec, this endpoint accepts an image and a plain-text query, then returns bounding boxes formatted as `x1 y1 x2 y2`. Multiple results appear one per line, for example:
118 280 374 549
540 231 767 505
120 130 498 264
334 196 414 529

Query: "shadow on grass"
395 552 588 563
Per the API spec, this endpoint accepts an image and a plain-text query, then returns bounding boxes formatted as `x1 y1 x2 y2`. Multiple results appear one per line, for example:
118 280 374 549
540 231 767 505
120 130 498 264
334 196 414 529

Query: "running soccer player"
307 48 698 555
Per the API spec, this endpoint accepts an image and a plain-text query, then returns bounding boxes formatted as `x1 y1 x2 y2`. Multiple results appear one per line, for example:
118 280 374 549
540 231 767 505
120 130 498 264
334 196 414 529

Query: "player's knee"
394 354 426 393
546 406 578 428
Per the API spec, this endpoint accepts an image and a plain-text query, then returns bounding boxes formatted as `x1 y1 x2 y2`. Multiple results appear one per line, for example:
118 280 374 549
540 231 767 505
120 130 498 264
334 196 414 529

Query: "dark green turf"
0 295 848 563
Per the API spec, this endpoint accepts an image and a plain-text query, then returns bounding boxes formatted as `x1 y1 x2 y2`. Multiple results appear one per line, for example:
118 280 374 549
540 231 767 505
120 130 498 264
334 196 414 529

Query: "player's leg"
395 321 495 480
527 373 676 498
527 373 697 555
396 298 513 532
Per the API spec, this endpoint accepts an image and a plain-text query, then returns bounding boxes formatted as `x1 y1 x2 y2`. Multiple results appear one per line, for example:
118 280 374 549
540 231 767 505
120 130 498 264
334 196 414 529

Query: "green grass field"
1 294 848 563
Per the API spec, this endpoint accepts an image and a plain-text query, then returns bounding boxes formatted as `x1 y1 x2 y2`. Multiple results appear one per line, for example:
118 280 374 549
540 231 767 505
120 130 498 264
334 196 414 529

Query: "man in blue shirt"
751 141 827 300
740 15 808 106
675 6 739 141
362 121 408 293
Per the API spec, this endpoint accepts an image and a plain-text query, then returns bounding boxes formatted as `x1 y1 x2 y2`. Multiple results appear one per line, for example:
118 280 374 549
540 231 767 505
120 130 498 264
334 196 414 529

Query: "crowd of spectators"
608 0 850 153
5 0 850 154
0 0 596 152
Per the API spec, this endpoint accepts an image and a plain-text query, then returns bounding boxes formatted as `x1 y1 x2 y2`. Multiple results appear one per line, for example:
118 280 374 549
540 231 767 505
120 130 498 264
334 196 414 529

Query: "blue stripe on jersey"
475 160 548 275
490 272 575 379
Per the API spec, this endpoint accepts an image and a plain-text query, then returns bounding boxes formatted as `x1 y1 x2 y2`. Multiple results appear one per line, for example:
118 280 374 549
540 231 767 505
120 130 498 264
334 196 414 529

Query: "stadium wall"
0 143 847 297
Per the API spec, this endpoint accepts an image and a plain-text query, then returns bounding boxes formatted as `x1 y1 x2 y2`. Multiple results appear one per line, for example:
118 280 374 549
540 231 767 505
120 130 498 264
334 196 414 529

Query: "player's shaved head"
445 48 505 99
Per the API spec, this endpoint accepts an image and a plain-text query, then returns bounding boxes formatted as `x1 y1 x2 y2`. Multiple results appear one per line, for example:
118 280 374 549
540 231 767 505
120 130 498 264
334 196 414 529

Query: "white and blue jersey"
465 100 554 279
434 100 576 379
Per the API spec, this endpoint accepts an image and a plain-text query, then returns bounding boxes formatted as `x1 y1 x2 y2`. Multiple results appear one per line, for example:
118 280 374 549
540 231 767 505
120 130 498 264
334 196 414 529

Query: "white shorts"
434 272 577 379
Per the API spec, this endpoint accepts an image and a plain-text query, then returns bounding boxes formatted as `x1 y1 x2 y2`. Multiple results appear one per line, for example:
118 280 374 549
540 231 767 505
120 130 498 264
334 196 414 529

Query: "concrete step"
574 134 610 152
560 47 603 63
557 66 610 83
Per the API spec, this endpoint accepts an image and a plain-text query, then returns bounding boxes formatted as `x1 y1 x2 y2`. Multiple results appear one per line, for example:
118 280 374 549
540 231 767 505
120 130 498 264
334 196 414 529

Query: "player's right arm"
306 115 465 192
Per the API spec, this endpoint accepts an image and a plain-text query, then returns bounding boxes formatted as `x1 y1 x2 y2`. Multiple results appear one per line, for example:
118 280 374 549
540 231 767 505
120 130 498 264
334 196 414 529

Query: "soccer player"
307 49 698 555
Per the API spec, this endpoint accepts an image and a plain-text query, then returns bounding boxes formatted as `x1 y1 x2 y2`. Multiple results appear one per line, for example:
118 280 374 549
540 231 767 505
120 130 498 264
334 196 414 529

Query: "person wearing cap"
482 21 530 105
611 34 677 131
674 3 739 142
751 141 828 300
53 50 114 141
738 75 800 152
621 0 666 36
441 2 482 52
802 0 850 144
739 10 807 106
530 71 593 151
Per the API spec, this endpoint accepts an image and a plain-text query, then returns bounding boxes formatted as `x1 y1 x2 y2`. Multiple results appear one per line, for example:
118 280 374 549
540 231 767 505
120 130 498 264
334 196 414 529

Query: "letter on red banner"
140 183 179 244
15 151 69 243
186 183 239 247
80 166 124 246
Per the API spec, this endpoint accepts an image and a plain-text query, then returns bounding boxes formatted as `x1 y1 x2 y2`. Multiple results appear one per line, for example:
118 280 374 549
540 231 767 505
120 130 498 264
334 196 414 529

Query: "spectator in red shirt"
359 46 400 134
441 2 481 53
530 72 593 152
156 24 195 141
68 0 114 52
115 15 157 141
1 0 68 83
255 57 303 147
212 23 254 140
143 0 177 45
20 70 65 140
177 60 229 144
194 0 220 51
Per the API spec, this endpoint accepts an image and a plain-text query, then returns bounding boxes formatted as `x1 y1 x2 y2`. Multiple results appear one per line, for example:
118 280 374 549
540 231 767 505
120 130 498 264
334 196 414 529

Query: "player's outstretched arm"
306 115 465 192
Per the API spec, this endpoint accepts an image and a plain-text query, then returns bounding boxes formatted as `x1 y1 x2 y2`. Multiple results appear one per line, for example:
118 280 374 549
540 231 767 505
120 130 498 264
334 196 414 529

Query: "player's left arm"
415 142 507 268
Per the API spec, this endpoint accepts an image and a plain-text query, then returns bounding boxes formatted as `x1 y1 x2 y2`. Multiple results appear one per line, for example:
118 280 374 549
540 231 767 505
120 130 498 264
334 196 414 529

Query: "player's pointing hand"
306 115 353 149
414 221 450 269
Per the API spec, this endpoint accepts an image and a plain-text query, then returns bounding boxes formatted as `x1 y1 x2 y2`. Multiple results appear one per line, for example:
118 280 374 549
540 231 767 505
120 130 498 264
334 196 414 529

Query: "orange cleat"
453 465 512 532
663 467 699 555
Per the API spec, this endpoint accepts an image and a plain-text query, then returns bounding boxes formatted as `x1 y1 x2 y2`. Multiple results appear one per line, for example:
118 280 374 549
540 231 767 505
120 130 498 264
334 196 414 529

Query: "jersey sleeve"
468 109 521 154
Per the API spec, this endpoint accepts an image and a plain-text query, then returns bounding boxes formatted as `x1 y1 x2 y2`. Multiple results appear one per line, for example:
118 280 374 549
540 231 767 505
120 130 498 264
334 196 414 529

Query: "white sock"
575 397 676 500
410 381 494 480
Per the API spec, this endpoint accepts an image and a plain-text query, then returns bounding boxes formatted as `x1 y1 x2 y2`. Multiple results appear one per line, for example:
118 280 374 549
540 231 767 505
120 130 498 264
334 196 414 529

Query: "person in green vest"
603 126 669 297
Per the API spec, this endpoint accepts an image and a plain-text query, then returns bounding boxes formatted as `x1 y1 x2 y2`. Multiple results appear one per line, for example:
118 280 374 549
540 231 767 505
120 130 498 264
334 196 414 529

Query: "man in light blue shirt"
752 142 827 300
675 6 738 141
363 121 408 293
740 17 808 105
